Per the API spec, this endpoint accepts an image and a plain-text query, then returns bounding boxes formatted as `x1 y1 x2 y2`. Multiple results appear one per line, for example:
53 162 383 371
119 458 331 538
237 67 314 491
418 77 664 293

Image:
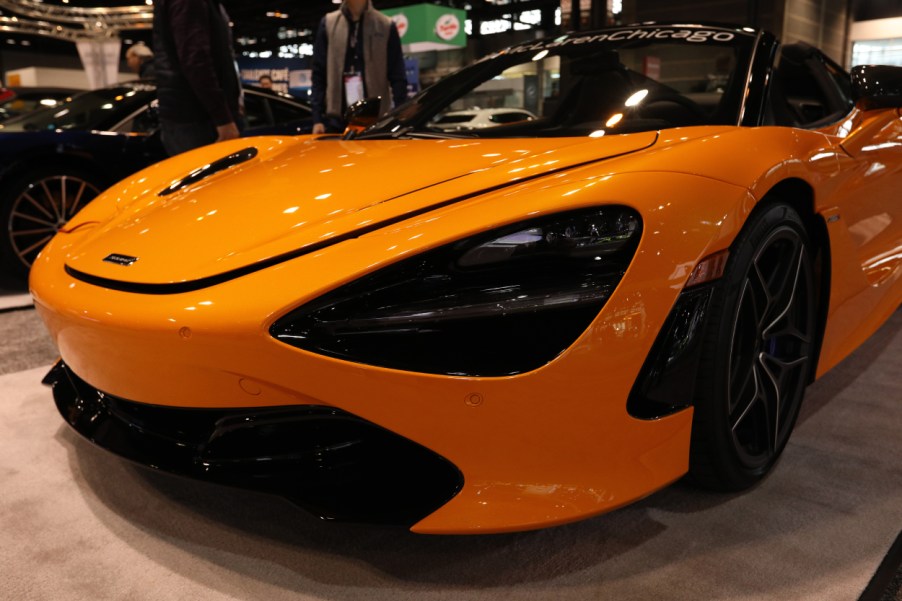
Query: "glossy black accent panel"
627 285 713 419
158 146 258 196
44 361 463 526
851 65 902 111
741 31 778 126
271 207 642 377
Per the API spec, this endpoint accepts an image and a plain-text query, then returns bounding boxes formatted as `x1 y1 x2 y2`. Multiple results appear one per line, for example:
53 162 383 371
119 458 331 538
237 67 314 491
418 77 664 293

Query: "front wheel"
0 168 102 280
689 202 816 491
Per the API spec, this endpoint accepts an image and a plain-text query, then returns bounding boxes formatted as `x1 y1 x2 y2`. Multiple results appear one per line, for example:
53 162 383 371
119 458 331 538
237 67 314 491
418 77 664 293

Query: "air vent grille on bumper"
44 361 463 526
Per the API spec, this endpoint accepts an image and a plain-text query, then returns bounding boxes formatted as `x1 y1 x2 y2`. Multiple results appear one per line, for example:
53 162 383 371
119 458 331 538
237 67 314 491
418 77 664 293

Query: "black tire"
0 167 102 280
689 202 816 491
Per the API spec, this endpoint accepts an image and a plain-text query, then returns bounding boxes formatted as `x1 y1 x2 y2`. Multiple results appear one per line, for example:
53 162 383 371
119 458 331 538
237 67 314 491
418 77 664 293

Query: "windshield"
0 85 151 133
366 26 757 139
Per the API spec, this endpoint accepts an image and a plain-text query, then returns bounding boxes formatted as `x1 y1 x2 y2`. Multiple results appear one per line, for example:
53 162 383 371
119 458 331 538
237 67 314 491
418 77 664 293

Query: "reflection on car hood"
63 133 657 286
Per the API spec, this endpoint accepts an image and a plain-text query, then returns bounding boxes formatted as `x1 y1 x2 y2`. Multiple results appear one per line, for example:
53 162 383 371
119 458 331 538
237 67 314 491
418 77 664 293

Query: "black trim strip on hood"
66 134 658 295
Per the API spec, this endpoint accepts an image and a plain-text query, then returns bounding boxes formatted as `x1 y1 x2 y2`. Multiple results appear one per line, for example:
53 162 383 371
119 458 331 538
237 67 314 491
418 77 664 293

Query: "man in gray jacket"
310 0 408 134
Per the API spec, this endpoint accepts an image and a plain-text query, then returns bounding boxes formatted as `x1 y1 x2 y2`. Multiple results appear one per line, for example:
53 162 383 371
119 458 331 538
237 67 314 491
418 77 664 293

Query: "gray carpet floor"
1 307 899 601
0 308 57 377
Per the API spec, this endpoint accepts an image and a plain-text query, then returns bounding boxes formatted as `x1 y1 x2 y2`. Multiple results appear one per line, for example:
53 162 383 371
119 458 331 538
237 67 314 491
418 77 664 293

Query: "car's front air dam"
44 360 464 526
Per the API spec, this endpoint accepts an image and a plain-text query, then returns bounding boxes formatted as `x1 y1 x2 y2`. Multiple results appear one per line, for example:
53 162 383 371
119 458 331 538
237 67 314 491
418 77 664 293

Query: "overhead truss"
0 0 152 41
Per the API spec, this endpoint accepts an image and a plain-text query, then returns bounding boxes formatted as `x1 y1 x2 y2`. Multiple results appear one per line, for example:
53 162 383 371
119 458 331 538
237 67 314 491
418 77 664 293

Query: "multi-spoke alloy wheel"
1 171 100 275
690 202 816 491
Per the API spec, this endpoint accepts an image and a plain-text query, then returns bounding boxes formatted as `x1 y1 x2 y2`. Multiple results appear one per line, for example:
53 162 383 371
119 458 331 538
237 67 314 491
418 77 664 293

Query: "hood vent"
159 146 258 196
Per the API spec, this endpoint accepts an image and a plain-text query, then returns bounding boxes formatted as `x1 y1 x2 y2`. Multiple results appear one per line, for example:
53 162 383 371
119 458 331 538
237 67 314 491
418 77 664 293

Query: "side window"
131 104 160 134
769 44 852 128
824 60 854 109
112 102 159 135
270 98 310 124
243 92 272 128
490 112 534 124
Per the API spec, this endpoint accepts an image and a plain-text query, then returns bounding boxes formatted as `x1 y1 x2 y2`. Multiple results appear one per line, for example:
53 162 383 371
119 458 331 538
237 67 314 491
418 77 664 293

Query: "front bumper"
45 360 463 526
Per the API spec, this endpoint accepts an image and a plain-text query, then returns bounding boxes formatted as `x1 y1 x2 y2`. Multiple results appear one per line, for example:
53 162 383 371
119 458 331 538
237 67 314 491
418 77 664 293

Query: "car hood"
63 132 657 286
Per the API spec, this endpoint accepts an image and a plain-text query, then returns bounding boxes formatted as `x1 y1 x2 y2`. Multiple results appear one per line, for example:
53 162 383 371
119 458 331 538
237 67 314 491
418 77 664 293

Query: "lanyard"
349 18 361 63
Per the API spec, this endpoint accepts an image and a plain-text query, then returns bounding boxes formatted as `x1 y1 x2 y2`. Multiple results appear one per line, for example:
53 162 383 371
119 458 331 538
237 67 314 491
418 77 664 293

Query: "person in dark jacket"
310 0 408 134
152 0 242 156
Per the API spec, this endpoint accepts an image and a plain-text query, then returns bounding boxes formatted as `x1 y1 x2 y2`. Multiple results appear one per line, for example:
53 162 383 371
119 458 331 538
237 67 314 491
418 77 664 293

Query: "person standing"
125 42 155 79
152 0 242 156
310 0 408 134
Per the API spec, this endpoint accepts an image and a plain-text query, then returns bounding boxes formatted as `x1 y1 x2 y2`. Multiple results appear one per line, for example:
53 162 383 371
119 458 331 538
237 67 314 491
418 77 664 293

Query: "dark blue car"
0 86 79 122
0 81 312 280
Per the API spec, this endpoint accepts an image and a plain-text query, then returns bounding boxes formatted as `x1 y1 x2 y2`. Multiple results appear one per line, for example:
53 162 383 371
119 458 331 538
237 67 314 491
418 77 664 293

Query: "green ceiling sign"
381 4 467 51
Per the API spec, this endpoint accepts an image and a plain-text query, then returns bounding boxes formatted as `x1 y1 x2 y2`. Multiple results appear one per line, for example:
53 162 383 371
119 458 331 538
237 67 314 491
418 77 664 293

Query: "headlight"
270 206 642 376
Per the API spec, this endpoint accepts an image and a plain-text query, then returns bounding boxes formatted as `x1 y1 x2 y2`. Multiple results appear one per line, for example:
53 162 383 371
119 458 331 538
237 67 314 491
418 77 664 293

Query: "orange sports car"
31 24 901 534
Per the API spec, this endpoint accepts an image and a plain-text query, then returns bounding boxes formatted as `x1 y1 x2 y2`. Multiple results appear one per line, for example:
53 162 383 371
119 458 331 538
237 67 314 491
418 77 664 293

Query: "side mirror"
342 97 382 139
851 65 902 111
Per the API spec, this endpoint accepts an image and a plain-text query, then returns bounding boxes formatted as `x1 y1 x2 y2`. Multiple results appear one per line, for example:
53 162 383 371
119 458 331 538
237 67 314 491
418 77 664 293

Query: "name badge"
344 72 364 106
